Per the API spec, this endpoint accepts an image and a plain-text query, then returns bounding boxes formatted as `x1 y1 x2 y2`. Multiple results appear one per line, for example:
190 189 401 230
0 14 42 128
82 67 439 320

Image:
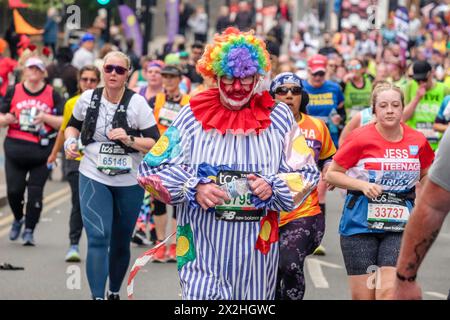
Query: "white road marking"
425 291 447 300
306 258 343 289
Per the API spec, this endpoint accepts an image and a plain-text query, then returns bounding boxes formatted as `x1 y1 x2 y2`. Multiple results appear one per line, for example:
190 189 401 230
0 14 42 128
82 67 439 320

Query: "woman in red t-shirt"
326 82 434 300
0 56 63 246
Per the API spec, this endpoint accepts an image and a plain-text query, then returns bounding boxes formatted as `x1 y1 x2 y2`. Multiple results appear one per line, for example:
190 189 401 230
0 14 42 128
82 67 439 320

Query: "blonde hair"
103 51 131 71
371 81 405 112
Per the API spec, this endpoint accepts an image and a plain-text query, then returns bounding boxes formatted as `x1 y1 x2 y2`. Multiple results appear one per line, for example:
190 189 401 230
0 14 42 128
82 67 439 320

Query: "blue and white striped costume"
138 102 319 300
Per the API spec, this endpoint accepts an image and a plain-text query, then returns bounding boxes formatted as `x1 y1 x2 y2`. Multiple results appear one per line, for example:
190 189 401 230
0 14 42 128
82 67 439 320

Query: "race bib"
19 108 40 132
416 122 439 143
158 101 182 127
97 143 132 176
367 192 411 232
215 170 263 222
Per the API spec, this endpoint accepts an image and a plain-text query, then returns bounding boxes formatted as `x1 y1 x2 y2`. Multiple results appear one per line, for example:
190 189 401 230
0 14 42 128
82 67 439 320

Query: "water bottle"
328 108 339 137
29 107 38 132
77 139 85 154
220 178 250 198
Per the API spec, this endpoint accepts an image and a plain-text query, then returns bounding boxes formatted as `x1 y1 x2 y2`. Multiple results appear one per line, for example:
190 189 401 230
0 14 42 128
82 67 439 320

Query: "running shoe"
166 243 177 263
313 244 326 256
131 229 146 246
65 245 81 262
22 229 35 246
106 291 120 300
149 225 157 245
133 229 153 246
152 243 167 263
9 219 24 241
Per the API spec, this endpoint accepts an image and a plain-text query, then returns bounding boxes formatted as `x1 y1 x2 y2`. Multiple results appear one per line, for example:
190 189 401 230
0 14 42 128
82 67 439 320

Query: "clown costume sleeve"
253 105 320 212
136 106 211 208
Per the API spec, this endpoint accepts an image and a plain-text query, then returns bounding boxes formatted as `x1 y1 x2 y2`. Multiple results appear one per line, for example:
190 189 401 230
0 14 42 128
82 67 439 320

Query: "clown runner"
137 27 320 300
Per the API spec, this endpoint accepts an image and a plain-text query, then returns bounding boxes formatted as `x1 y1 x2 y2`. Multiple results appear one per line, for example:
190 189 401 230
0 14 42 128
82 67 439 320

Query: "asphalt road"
0 178 449 300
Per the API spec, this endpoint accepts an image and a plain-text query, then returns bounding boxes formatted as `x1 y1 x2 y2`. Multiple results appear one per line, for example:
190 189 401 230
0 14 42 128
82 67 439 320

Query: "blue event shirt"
302 80 344 147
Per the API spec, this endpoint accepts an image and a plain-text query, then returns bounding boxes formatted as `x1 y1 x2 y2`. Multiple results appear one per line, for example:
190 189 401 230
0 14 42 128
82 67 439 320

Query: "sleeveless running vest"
80 87 140 153
406 81 447 150
344 75 372 122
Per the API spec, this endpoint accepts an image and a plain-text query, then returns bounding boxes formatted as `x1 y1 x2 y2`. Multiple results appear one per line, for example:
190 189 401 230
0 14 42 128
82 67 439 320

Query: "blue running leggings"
79 173 144 299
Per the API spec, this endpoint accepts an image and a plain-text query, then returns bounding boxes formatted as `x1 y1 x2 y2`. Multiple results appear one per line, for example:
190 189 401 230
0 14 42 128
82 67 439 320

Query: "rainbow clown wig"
196 27 271 80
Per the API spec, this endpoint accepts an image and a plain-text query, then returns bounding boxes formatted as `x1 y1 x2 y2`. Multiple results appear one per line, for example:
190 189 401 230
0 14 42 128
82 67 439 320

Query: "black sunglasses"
312 71 326 77
275 86 302 96
104 64 128 75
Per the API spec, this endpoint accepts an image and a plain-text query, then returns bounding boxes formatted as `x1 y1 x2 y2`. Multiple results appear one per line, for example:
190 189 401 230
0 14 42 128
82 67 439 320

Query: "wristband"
396 272 417 282
64 137 78 151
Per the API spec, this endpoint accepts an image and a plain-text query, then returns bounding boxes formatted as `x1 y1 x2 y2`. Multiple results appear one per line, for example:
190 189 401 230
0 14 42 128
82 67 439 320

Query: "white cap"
25 57 46 72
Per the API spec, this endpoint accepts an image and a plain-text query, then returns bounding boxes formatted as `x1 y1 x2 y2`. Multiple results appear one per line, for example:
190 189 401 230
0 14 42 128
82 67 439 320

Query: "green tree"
23 0 76 11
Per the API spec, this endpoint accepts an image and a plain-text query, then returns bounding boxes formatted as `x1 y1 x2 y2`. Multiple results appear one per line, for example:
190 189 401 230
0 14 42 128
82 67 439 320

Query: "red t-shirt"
333 123 435 192
8 83 55 144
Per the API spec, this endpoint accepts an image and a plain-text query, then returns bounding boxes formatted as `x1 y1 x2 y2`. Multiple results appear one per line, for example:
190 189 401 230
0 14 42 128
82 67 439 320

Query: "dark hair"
79 65 100 81
299 91 309 114
192 42 205 50
55 47 73 64
265 40 280 57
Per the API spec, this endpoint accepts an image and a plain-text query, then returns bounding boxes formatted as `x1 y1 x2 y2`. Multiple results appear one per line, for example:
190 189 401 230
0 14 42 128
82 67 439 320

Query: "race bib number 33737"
367 192 411 232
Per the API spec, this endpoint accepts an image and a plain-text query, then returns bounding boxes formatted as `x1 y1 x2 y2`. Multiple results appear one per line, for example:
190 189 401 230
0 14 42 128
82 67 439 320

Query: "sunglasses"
104 64 128 75
80 77 98 83
275 86 302 96
312 71 326 77
347 64 362 71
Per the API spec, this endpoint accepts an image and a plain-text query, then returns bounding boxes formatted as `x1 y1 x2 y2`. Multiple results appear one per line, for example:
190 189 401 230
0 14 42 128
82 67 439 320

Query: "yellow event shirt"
61 94 81 161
